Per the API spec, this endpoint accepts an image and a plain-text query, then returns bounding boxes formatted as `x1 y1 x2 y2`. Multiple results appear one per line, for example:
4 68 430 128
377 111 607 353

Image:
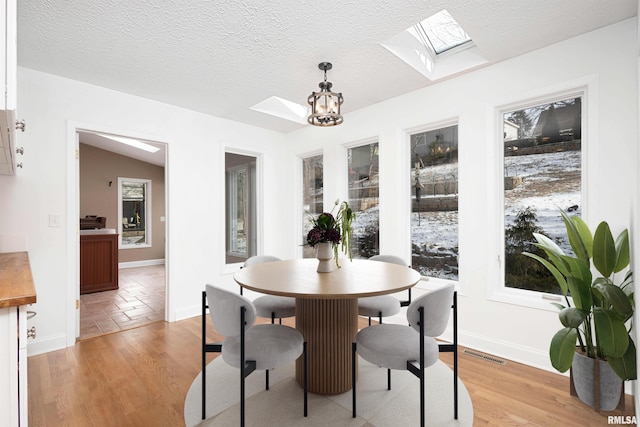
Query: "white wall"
286 19 639 374
0 18 637 381
0 68 291 354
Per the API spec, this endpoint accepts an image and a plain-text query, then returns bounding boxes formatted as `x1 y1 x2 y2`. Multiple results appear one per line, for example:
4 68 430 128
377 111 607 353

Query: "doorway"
76 130 168 340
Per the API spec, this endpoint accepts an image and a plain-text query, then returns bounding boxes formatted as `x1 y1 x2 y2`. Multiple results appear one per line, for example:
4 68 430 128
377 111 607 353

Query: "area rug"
184 356 473 426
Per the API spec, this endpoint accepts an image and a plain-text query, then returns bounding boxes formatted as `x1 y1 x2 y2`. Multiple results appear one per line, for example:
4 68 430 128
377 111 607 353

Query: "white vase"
316 242 334 273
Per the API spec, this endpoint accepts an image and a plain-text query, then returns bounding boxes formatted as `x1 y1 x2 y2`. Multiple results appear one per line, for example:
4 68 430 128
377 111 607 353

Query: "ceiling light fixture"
307 62 344 127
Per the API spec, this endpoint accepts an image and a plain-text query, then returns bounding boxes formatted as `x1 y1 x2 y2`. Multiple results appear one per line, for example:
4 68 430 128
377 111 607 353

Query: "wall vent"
462 349 507 365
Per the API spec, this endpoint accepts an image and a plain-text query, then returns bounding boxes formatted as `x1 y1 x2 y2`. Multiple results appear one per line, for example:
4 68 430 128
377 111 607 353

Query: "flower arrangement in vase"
306 200 355 271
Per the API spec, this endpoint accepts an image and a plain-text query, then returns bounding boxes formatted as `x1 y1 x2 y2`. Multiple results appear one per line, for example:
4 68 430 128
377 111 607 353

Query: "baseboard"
460 329 551 372
27 333 68 356
119 259 165 269
173 304 201 322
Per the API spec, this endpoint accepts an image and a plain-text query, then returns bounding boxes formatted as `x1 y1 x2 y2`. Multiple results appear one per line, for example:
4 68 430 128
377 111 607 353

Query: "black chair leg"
266 369 269 390
378 312 382 325
419 307 425 427
453 291 458 420
201 291 207 420
240 308 246 427
304 342 308 417
352 342 357 418
201 290 223 421
387 368 391 390
271 313 275 324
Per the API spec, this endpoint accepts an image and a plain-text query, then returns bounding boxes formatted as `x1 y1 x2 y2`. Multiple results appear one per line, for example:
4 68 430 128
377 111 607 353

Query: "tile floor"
79 264 165 340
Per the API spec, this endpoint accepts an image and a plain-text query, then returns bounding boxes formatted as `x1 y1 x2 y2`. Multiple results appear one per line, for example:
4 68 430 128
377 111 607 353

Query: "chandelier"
307 62 344 126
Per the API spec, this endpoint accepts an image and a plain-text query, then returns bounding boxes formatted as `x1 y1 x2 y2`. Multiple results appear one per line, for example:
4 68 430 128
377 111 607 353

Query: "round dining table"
233 258 421 395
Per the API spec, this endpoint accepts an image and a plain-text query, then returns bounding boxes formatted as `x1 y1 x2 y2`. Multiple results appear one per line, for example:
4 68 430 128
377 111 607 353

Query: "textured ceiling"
18 0 637 136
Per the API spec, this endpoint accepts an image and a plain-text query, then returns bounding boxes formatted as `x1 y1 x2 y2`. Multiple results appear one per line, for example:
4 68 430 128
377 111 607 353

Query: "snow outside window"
347 142 380 259
503 96 582 294
409 125 459 280
302 154 323 258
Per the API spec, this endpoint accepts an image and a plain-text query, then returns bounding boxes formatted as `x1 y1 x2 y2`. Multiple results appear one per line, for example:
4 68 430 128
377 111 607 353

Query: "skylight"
410 10 471 55
250 96 309 125
380 9 486 81
97 133 160 153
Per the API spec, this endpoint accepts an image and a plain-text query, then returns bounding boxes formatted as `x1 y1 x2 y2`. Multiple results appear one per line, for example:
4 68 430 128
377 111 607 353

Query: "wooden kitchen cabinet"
80 233 119 294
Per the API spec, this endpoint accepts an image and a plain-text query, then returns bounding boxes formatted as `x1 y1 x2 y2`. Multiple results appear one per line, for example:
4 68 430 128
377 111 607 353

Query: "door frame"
66 121 170 344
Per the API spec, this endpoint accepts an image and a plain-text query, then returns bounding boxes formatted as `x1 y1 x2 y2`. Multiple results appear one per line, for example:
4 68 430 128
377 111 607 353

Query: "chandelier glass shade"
307 62 344 126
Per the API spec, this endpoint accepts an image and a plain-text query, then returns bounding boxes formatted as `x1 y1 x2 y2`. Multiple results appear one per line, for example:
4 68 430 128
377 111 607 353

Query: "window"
410 9 472 55
302 154 323 258
118 177 152 248
226 153 257 264
410 125 458 280
347 142 379 259
503 96 582 294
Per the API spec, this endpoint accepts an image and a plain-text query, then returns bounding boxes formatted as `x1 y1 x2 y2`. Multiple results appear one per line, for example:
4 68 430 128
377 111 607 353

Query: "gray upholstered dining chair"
352 283 458 427
357 255 412 325
241 255 296 324
201 284 308 425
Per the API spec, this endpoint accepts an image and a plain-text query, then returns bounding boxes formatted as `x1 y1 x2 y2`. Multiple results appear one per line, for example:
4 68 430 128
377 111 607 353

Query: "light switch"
49 214 61 227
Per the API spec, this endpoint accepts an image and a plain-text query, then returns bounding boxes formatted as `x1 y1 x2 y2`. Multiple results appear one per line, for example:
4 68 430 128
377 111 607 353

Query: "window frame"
117 177 152 249
226 163 251 258
406 119 460 284
489 86 589 311
344 138 380 260
223 149 262 269
300 151 324 259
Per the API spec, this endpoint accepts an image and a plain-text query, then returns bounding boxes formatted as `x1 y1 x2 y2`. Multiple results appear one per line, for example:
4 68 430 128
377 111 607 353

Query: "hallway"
79 264 165 339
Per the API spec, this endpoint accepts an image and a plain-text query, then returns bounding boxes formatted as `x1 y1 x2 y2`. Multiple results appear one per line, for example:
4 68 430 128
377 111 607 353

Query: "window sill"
489 287 565 312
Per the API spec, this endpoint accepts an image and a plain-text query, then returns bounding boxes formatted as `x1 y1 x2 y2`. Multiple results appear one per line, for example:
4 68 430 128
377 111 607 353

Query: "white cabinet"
0 0 18 175
0 305 27 426
0 252 36 427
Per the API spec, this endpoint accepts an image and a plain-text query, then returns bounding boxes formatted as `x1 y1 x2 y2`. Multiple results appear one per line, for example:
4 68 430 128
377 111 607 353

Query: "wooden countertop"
0 252 37 308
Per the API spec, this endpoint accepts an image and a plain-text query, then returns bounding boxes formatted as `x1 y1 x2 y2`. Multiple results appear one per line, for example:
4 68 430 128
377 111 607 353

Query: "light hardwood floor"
28 315 635 426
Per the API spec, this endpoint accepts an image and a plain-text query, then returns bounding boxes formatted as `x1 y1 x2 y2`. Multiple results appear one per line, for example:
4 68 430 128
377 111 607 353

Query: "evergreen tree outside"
504 207 561 294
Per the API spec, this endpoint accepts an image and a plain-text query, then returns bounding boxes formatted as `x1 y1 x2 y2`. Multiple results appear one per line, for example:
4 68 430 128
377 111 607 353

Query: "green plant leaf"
522 252 568 295
558 307 586 328
592 281 633 320
566 276 592 311
593 307 629 358
561 255 592 286
608 339 637 381
593 221 616 278
549 328 578 373
561 256 592 310
620 270 633 290
560 209 589 265
614 229 630 273
571 215 593 259
531 232 572 277
531 232 565 257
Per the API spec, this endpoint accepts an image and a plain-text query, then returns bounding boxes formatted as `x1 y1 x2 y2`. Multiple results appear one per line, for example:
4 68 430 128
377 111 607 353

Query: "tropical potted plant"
306 199 355 271
524 209 635 411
